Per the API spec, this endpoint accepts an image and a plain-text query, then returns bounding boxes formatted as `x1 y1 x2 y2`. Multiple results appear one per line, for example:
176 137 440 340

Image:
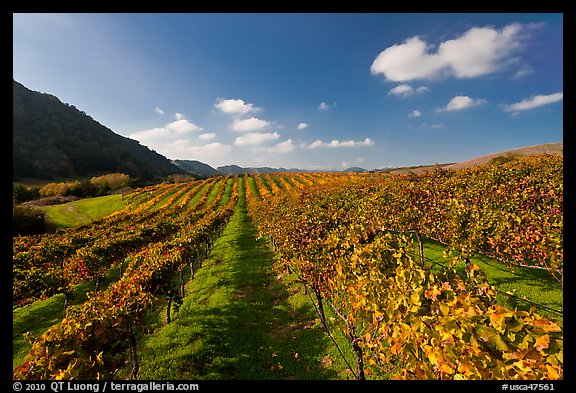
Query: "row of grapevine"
366 155 563 284
13 177 239 380
246 156 562 380
12 178 221 307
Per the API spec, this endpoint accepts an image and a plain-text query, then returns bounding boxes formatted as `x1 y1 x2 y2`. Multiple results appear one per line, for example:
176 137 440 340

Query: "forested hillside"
13 80 184 181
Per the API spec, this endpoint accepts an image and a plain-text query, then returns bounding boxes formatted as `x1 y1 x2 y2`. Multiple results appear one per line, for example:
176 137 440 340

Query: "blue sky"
13 13 563 170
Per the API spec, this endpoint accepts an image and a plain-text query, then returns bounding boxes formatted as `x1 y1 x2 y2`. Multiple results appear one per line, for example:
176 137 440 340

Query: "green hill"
13 80 184 181
40 194 126 230
445 142 563 170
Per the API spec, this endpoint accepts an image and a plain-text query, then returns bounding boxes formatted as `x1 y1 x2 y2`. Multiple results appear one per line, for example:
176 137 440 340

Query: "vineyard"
12 154 563 380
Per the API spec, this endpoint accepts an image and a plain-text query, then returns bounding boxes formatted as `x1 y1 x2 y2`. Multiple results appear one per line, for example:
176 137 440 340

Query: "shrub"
488 153 517 166
13 184 41 203
90 173 131 192
13 203 46 235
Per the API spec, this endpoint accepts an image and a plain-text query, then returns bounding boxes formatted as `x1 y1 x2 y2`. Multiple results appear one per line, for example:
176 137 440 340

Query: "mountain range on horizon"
12 80 562 182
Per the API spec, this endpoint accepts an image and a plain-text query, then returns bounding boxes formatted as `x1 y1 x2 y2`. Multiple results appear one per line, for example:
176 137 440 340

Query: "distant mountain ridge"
342 167 367 173
171 159 220 177
171 161 319 176
217 165 315 175
13 80 184 181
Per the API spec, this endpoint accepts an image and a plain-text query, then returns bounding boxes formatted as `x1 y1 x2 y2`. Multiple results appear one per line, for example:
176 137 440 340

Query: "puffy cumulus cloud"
131 116 202 142
155 107 165 115
408 110 422 118
371 23 531 82
234 132 280 146
165 119 203 134
129 117 205 159
318 102 330 110
438 96 487 112
182 143 232 162
129 130 230 162
504 92 563 113
388 84 413 96
231 117 271 132
308 138 375 149
266 139 295 153
297 122 309 130
129 127 170 143
198 133 216 141
388 84 430 97
214 98 259 115
129 111 203 143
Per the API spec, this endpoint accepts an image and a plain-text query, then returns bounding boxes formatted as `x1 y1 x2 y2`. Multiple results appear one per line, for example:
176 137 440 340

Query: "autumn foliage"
247 155 563 379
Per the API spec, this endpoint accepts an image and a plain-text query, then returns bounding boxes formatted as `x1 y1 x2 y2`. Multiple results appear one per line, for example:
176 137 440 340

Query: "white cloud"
504 92 563 112
431 123 446 129
266 139 295 153
234 132 280 146
129 119 203 149
132 120 203 141
215 98 259 115
388 84 413 96
438 96 486 112
513 65 535 80
408 122 446 130
165 119 203 134
129 127 170 143
129 126 231 163
388 84 430 97
408 110 422 118
198 133 216 141
297 122 309 130
231 117 271 132
155 107 165 115
308 138 375 149
175 112 186 120
371 23 531 82
183 143 232 161
318 102 330 110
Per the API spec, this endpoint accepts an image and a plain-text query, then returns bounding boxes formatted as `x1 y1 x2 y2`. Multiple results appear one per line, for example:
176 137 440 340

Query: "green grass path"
41 194 125 229
133 180 351 380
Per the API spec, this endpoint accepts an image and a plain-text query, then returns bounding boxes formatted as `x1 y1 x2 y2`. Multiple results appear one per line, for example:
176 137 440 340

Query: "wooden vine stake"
166 295 172 324
314 288 329 332
128 326 139 379
63 292 70 319
179 270 185 299
415 232 425 267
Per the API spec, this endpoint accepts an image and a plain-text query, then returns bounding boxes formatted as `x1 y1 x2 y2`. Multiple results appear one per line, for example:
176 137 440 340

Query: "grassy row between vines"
118 178 353 379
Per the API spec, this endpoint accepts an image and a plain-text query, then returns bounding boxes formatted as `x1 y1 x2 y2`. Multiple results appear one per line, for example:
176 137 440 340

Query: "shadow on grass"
135 200 341 380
